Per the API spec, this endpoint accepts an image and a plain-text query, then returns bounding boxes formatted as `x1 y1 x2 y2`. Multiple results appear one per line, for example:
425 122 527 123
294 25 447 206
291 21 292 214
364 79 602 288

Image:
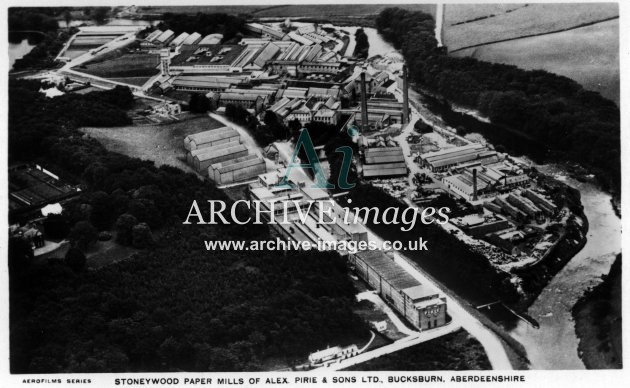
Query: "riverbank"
513 175 589 311
572 254 622 369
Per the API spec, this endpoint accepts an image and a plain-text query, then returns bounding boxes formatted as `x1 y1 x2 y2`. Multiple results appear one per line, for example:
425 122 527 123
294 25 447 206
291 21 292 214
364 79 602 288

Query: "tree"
63 10 72 28
69 221 98 251
43 213 70 240
65 246 86 272
132 223 153 249
115 213 138 246
189 93 210 113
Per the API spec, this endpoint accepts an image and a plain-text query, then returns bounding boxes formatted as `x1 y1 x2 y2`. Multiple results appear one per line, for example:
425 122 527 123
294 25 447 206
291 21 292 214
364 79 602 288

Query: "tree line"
9 80 370 372
375 7 620 194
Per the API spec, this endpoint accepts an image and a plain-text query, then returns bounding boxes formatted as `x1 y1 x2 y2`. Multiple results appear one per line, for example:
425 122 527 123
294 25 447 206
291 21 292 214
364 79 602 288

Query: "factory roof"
182 32 202 45
155 30 175 43
402 285 439 302
211 155 266 174
170 32 190 46
199 33 224 45
185 128 238 144
314 109 337 118
145 29 163 42
219 92 264 102
288 31 313 46
354 251 420 290
173 77 242 90
364 147 405 164
421 143 484 161
362 162 408 178
170 45 246 66
194 144 248 162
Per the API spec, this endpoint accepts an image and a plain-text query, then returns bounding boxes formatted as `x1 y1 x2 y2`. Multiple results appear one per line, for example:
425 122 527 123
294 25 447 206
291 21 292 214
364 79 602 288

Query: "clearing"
80 114 225 174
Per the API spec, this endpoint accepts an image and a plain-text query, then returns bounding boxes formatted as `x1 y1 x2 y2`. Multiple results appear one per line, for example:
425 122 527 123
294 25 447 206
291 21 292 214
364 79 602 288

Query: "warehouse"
349 251 447 331
169 45 247 74
199 33 223 45
172 75 247 92
217 92 266 112
209 155 267 185
507 194 543 219
420 144 498 172
522 189 558 215
183 127 240 151
362 162 408 179
154 30 175 46
494 196 528 221
192 144 249 173
252 42 281 68
170 32 189 47
364 147 405 164
298 61 342 75
186 139 241 164
182 32 202 46
288 31 314 46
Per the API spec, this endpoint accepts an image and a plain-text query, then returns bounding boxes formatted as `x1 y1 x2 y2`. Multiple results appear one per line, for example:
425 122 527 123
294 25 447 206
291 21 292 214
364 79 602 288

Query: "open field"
79 115 224 174
452 19 619 104
75 52 160 79
443 3 618 51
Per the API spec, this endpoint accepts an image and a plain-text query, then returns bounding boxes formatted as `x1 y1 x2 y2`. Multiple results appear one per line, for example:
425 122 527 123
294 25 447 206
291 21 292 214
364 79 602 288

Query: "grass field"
453 19 619 105
79 114 224 174
443 3 618 51
76 53 160 79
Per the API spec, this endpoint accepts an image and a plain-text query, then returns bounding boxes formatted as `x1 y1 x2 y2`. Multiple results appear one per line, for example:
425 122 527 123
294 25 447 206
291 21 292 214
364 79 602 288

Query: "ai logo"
278 127 356 190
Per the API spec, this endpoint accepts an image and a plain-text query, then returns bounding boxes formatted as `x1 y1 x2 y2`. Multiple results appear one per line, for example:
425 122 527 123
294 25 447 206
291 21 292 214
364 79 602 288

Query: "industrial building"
172 75 248 93
192 143 249 173
362 146 408 179
169 45 247 74
186 140 240 164
182 32 202 46
349 250 447 331
522 189 558 216
209 155 267 185
183 127 240 151
420 144 499 172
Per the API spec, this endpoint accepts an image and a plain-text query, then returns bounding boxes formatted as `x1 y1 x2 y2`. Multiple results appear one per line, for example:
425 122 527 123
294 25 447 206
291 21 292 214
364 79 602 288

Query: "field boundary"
448 16 619 53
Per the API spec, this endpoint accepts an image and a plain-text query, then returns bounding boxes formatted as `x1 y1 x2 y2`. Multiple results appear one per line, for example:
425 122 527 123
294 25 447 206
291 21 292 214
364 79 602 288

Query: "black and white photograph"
3 1 626 386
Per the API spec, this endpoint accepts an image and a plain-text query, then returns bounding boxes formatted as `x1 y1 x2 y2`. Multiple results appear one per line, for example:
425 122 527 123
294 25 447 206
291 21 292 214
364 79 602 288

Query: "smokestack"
360 71 369 132
472 168 478 201
402 65 409 124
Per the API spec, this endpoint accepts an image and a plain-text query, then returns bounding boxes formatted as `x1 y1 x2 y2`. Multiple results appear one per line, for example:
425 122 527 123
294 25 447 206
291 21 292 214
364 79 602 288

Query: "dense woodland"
375 8 620 194
9 80 369 372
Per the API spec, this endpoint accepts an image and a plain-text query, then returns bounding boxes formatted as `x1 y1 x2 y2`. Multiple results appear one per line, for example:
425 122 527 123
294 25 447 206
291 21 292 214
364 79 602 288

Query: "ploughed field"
442 3 619 104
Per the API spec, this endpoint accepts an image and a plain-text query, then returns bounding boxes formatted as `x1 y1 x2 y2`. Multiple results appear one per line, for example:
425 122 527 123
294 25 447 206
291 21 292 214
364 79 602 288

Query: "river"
353 21 622 370
507 166 621 369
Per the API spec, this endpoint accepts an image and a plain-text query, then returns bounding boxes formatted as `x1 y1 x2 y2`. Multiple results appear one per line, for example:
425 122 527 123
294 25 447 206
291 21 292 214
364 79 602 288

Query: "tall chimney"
402 65 409 124
360 71 369 132
472 168 478 201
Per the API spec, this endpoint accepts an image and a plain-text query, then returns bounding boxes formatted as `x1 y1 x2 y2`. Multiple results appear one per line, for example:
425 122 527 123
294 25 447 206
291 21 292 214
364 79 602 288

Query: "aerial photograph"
7 2 621 376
